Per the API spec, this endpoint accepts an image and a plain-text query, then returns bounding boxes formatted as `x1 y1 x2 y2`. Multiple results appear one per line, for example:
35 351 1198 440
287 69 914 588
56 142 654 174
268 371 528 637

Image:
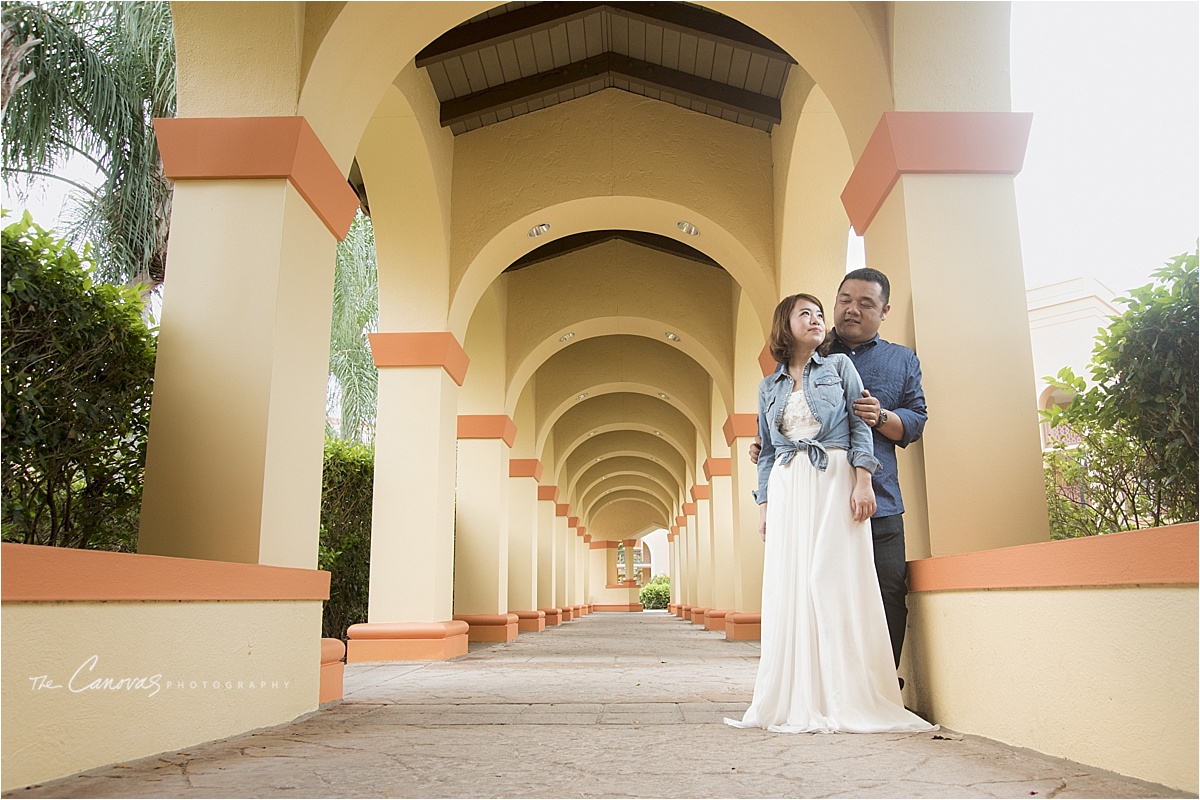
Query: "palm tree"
2 1 174 291
327 212 379 443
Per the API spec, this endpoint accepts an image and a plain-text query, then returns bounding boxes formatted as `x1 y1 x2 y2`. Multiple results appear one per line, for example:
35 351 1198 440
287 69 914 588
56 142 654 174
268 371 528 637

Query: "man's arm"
850 351 927 446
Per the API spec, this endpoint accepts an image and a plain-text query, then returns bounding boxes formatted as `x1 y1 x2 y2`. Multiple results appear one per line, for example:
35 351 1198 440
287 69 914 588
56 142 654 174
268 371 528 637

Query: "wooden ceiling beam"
416 1 605 67
440 52 781 128
606 2 796 64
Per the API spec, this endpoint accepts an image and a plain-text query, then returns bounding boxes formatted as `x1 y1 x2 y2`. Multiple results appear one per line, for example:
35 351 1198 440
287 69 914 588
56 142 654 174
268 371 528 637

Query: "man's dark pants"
870 514 908 668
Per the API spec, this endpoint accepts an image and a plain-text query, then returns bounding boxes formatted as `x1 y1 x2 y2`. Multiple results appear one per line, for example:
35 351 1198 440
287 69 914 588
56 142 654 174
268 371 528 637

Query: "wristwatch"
874 409 889 429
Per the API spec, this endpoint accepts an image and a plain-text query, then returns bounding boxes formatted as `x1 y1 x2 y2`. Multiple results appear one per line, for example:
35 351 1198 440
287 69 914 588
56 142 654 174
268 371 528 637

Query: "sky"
5 1 1198 300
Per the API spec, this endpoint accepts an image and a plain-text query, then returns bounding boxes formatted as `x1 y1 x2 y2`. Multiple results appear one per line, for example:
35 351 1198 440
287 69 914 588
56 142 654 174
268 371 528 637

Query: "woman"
726 293 935 734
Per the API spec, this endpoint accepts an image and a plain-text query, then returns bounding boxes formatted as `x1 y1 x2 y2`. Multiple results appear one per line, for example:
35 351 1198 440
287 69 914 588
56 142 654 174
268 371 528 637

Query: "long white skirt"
726 452 936 734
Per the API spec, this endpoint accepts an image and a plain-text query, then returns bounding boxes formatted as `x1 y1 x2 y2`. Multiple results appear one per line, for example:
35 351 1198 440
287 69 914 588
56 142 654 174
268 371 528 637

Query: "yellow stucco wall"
1 599 321 792
905 585 1199 793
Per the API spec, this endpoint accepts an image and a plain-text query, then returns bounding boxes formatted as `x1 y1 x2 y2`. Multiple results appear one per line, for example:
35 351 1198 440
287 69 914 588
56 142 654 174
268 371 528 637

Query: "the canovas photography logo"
28 655 292 699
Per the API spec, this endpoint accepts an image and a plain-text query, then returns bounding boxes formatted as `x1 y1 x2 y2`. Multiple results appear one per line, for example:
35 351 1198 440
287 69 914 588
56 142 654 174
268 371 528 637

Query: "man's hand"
852 389 882 427
750 435 761 465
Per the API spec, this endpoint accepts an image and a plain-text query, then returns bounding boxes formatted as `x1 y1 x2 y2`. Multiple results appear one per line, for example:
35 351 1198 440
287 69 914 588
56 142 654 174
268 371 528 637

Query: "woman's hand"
759 502 768 541
850 467 876 523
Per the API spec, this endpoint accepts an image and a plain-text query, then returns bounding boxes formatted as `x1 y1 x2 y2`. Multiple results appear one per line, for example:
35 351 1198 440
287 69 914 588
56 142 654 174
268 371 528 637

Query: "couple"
726 268 935 734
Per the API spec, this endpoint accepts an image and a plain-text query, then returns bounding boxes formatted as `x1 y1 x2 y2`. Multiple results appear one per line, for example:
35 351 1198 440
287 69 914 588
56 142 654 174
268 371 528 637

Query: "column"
536 486 562 625
706 463 737 624
451 416 518 643
508 459 545 633
725 413 764 641
554 504 572 620
842 110 1049 555
345 333 468 661
141 118 358 568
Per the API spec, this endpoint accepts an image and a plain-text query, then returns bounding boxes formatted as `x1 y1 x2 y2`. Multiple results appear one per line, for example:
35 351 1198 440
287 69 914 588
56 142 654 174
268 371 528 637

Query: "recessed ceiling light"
559 331 575 342
654 430 663 436
676 221 699 236
528 223 551 238
658 393 669 400
588 431 597 436
577 392 589 401
665 332 680 342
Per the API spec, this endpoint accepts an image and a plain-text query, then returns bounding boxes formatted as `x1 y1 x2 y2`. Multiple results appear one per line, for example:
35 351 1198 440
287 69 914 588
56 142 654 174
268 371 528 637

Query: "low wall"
902 523 1198 793
1 544 329 792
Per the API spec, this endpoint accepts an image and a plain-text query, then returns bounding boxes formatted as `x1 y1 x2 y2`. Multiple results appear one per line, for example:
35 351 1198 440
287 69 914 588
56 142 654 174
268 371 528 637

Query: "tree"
2 1 174 291
327 211 379 443
1 212 156 550
1043 248 1199 535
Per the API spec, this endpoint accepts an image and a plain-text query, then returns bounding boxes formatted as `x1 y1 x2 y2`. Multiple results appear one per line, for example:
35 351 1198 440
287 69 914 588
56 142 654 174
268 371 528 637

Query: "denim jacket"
754 352 881 504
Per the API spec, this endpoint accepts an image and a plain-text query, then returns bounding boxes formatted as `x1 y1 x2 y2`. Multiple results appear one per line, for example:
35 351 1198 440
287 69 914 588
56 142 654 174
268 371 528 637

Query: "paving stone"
3 612 1190 799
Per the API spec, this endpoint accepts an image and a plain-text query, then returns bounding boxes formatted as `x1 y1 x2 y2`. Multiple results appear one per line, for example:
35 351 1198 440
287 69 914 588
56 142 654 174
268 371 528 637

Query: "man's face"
834 279 889 346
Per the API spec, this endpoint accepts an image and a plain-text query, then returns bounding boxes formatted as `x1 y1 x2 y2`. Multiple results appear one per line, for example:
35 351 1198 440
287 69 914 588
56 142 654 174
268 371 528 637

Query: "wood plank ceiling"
415 1 797 136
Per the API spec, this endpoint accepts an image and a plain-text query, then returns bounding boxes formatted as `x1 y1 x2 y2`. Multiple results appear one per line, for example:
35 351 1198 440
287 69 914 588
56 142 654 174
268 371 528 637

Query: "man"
752 267 926 678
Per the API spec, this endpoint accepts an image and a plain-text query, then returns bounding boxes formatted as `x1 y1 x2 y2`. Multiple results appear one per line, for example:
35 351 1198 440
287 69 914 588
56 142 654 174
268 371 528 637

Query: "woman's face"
788 297 826 349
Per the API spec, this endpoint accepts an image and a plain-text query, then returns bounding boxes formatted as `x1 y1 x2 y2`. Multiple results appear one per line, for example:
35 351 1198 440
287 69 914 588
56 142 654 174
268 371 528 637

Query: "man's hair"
839 267 891 306
768 293 832 364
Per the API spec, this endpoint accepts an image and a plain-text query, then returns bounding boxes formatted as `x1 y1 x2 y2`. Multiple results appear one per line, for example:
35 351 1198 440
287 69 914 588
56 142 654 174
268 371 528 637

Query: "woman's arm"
753 382 777 505
850 467 876 522
838 356 882 474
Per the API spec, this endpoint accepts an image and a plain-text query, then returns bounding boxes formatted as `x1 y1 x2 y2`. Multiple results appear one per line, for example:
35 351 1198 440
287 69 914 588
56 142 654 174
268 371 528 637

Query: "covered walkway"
5 613 1184 799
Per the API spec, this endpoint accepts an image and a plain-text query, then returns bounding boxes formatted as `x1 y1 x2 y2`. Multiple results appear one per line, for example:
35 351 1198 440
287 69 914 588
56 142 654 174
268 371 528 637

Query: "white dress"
726 389 936 734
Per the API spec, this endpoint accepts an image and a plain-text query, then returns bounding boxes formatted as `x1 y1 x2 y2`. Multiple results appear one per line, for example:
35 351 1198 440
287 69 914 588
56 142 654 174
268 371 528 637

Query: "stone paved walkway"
5 612 1189 799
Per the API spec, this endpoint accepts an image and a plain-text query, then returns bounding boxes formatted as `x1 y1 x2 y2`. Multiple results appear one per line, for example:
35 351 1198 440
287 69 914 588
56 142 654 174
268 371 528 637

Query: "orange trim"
758 345 777 378
0 543 329 602
556 504 571 517
510 459 544 480
583 534 591 543
512 610 546 633
537 485 560 503
682 503 696 516
704 458 731 479
910 523 1198 592
841 111 1033 235
590 540 618 549
675 515 686 527
154 116 359 240
593 603 644 612
540 607 563 625
690 484 710 501
345 621 469 663
670 526 678 536
368 332 470 386
667 532 675 542
723 413 758 446
453 614 520 643
577 526 587 537
457 414 517 447
704 609 731 632
568 516 580 528
318 638 345 704
689 607 710 624
725 612 762 641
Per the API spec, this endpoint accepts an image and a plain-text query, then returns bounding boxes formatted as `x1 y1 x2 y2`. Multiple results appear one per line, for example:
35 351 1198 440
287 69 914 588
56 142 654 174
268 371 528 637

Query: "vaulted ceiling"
415 1 797 135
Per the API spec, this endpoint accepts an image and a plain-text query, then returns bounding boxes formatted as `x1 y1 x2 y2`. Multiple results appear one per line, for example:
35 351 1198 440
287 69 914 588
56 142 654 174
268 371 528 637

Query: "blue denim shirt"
754 352 881 504
828 331 927 517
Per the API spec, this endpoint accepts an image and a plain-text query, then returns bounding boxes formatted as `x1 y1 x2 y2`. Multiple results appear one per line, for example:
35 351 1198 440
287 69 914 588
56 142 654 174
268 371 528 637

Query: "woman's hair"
768 292 831 364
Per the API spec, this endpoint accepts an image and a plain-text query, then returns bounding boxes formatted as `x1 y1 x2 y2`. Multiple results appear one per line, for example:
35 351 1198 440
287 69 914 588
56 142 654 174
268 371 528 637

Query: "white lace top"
780 389 820 441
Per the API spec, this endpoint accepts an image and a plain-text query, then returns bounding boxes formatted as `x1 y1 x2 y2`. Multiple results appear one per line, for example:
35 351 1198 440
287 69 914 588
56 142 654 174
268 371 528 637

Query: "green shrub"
1043 248 1198 534
320 437 374 639
1 212 156 550
639 574 670 609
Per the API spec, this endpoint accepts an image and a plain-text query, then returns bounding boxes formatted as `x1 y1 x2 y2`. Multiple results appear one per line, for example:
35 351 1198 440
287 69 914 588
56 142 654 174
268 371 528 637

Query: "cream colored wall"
1 599 321 792
448 90 777 332
531 336 714 452
905 586 1198 793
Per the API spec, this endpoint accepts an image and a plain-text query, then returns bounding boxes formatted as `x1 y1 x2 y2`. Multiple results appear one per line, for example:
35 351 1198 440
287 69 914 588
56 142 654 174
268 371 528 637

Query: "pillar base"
668 603 677 615
593 603 644 612
346 621 470 662
513 609 546 632
319 638 345 704
704 608 731 632
689 606 710 624
540 607 563 626
679 604 692 619
724 612 762 641
453 614 519 642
